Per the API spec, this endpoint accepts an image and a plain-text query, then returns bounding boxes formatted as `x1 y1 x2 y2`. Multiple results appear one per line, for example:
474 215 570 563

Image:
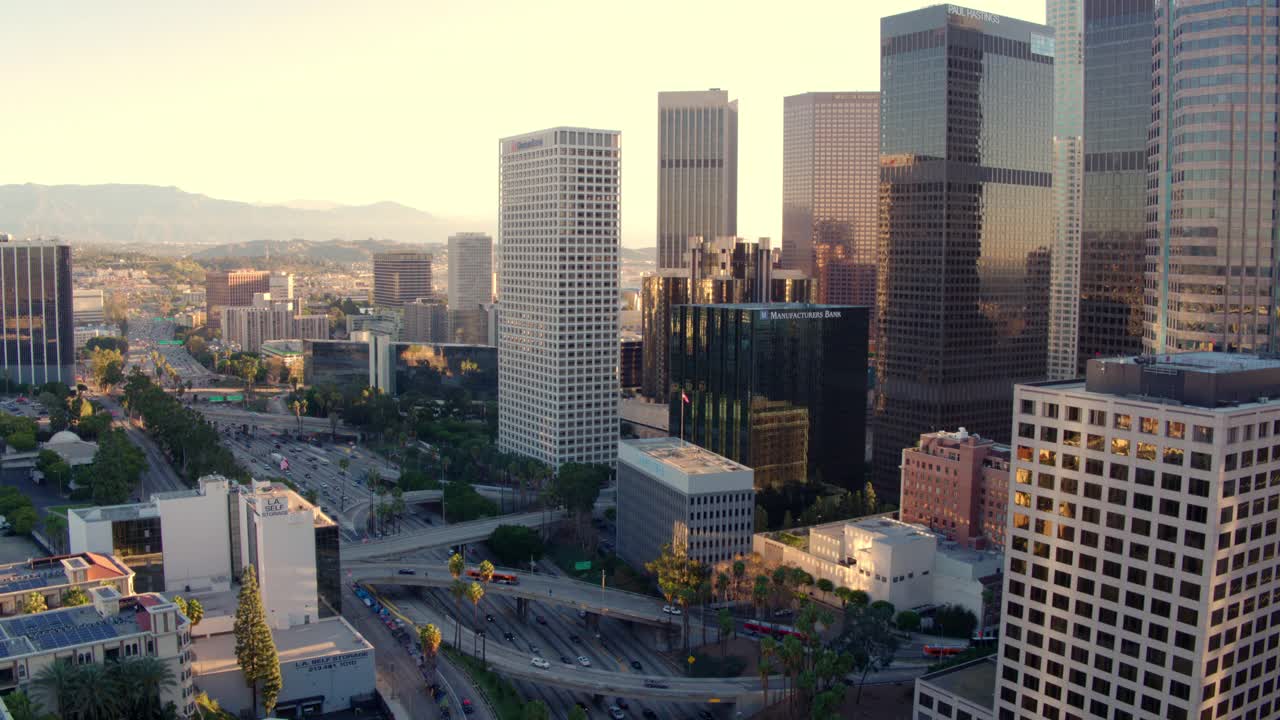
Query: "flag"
681 392 690 404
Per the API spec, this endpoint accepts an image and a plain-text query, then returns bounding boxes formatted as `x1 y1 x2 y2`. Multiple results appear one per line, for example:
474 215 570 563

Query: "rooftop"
70 503 158 523
191 616 371 676
850 517 938 545
0 593 171 659
0 553 130 596
1080 352 1280 409
920 656 998 710
1101 352 1280 374
624 438 748 476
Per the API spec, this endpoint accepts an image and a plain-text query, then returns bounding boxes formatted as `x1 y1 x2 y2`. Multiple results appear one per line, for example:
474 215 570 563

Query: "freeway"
195 405 352 435
348 561 693 630
373 586 767 705
343 510 564 561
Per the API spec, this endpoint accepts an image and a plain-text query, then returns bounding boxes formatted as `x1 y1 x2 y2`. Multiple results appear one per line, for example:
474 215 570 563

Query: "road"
95 395 187 496
341 583 440 718
344 511 565 562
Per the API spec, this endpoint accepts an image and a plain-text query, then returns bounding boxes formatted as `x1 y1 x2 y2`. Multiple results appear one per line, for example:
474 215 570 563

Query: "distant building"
345 310 401 339
73 324 121 351
754 516 1001 621
382 342 497 399
73 288 106 325
640 236 815 402
447 233 493 344
260 339 304 378
69 475 341 627
220 294 327 353
781 91 879 297
402 297 449 343
303 339 377 392
900 429 1010 550
657 90 738 270
373 252 432 307
619 333 642 390
498 127 620 468
205 269 270 330
268 271 295 302
0 552 133 617
0 237 74 385
617 438 754 569
669 303 868 490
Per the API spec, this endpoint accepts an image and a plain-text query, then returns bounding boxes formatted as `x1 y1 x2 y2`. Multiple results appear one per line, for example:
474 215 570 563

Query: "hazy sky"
5 0 1044 248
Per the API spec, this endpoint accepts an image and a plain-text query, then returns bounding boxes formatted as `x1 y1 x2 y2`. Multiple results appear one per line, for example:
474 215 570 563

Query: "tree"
933 604 978 638
2 690 51 720
233 566 282 717
816 578 835 596
869 600 895 620
42 513 67 554
8 505 37 535
894 610 921 633
759 637 778 705
466 581 485 629
6 431 36 452
290 397 308 434
550 462 606 542
175 595 205 628
449 580 466 647
116 656 177 719
487 524 545 567
477 559 496 585
60 587 90 607
842 602 900 703
88 347 125 392
523 700 551 720
567 706 588 720
22 592 47 614
33 659 79 718
645 543 703 651
863 481 878 514
85 336 129 355
86 429 147 505
419 623 443 681
718 608 733 658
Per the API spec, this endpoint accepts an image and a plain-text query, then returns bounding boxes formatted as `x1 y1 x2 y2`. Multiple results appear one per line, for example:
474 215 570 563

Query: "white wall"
195 644 374 717
255 511 318 629
158 485 232 593
67 514 113 555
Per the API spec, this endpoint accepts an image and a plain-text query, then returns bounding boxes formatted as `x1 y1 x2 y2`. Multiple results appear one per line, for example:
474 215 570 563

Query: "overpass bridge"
341 510 564 561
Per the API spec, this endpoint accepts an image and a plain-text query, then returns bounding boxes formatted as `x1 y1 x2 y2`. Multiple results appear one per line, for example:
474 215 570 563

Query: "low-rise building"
914 656 996 720
0 586 195 717
72 323 121 350
260 339 304 378
0 553 133 617
753 516 1001 620
617 438 755 568
900 429 1010 550
72 289 106 325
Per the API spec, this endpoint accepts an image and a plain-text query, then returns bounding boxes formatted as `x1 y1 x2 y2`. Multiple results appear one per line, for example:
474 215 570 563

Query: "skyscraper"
0 235 73 386
1046 0 1150 379
205 269 270 330
1147 0 1280 353
873 5 1055 498
446 232 493 344
372 251 432 307
657 90 738 270
498 127 620 468
997 354 1280 720
781 91 880 304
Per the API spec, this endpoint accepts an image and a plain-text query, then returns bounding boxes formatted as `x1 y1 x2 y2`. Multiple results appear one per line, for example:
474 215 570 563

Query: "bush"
933 604 978 638
894 610 921 632
487 525 545 568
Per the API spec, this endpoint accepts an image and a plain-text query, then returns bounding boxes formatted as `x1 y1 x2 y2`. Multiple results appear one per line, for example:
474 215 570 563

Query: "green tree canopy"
88 347 125 391
233 566 282 716
487 524 545 567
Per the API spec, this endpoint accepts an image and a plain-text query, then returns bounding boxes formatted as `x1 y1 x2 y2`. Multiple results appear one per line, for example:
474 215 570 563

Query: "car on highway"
608 705 626 719
662 605 682 615
530 656 550 669
397 569 416 575
642 679 667 689
560 655 572 665
569 634 582 643
696 711 714 720
503 632 515 641
577 655 592 667
631 660 643 671
485 614 495 623
461 699 475 715
535 615 547 625
529 645 540 655
614 698 628 709
641 710 658 720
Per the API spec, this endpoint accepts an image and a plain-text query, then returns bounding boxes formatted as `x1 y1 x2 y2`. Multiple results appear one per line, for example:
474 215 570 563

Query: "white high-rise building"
995 353 1280 720
447 232 493 344
657 90 738 270
498 127 620 467
268 271 294 302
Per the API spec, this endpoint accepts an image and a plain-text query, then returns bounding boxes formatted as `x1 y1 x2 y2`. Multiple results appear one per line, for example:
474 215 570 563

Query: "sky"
3 0 1044 248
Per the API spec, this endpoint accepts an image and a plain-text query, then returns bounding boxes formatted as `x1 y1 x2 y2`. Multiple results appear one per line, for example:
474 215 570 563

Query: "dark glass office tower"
873 6 1055 498
1147 0 1280 353
0 237 73 387
669 304 868 491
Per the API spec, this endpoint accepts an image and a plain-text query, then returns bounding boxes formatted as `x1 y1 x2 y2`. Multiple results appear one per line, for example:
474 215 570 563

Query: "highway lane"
344 511 565 561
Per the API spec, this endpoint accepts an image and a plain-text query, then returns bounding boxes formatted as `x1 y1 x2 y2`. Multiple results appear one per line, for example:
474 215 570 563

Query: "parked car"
461 699 475 715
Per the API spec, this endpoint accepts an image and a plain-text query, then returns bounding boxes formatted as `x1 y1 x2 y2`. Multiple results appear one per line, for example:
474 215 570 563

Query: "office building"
812 240 877 308
220 294 327 353
619 333 642 390
0 236 73 386
0 553 134 617
657 90 738 269
781 91 879 302
669 303 868 490
914 657 997 720
373 251 432 307
640 236 816 402
1046 0 1150 379
69 475 341 627
0 587 195 717
346 309 401 339
900 429 1010 551
997 353 1280 720
205 269 269 330
447 232 493 344
754 517 1002 621
874 6 1054 498
268 271 294 302
1147 0 1280 354
385 343 497 400
402 296 449 344
498 127 620 467
617 438 754 568
72 288 105 325
304 339 379 391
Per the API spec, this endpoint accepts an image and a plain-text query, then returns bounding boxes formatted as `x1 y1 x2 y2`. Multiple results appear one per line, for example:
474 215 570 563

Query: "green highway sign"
226 394 244 402
157 340 181 346
207 396 225 403
574 561 592 571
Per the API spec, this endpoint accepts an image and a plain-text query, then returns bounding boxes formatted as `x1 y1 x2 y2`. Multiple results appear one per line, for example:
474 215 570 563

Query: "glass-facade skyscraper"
668 303 868 492
657 90 738 270
0 236 74 387
1047 0 1151 379
1147 0 1280 353
781 91 880 307
873 6 1055 498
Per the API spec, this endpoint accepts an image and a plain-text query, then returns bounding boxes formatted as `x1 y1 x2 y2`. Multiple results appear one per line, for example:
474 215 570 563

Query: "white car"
662 605 682 616
530 657 550 669
608 706 626 720
577 656 592 667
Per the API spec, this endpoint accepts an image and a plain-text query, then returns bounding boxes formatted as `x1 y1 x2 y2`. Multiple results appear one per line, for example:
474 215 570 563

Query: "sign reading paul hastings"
947 4 1001 24
758 308 844 321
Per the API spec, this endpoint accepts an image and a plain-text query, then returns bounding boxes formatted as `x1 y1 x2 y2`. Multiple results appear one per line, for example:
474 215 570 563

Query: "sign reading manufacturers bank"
758 309 843 321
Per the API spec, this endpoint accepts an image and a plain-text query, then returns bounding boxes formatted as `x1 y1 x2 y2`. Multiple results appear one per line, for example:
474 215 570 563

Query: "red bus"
467 569 520 585
743 620 808 643
923 645 967 658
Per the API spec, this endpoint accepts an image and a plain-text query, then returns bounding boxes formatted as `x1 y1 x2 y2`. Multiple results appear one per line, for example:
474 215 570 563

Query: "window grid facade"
657 90 738 270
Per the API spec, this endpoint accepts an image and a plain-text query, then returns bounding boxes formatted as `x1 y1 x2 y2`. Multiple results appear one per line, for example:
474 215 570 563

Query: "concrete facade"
901 429 1010 550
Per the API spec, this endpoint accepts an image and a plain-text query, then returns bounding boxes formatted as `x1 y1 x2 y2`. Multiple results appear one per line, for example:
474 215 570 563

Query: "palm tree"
752 576 770 619
478 560 496 585
117 656 177 719
759 637 778 705
33 658 78 718
466 581 485 633
732 559 747 603
419 624 443 681
449 580 467 647
290 397 308 434
715 572 731 606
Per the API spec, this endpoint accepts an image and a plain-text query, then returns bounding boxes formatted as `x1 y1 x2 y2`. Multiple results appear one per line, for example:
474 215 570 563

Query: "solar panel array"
0 637 31 660
0 574 47 595
1 613 119 653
